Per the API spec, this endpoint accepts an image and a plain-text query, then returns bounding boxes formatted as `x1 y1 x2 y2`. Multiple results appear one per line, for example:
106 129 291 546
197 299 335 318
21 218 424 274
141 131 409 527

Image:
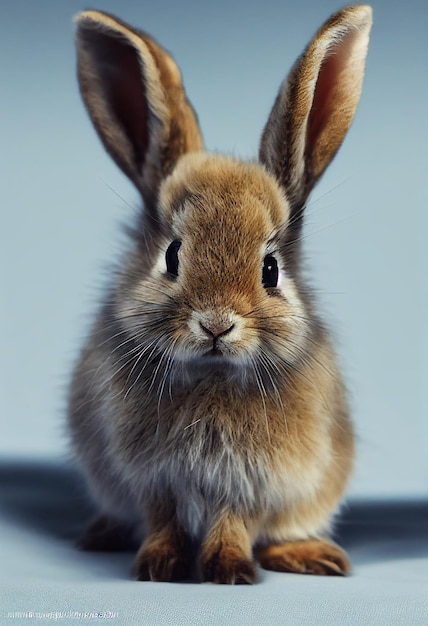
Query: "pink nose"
199 321 235 339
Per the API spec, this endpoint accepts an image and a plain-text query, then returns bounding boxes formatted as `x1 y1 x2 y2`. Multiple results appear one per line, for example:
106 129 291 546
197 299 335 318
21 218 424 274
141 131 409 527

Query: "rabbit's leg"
133 499 194 582
200 511 257 584
78 514 137 552
256 539 350 576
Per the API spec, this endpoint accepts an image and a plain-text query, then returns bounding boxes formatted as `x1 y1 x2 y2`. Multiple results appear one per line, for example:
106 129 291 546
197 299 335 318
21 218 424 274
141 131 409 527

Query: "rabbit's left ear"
259 5 372 228
74 11 203 218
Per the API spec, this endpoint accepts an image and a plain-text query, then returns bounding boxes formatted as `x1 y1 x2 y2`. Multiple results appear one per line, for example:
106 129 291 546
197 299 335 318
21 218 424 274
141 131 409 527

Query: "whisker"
100 178 137 211
249 354 271 446
257 349 289 436
125 335 160 384
285 214 354 249
124 335 166 399
184 418 201 430
305 177 352 209
156 336 180 413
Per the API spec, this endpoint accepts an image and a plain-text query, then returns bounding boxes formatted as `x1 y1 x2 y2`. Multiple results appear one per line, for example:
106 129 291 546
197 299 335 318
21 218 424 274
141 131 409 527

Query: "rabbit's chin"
169 347 275 390
171 358 255 389
177 352 249 371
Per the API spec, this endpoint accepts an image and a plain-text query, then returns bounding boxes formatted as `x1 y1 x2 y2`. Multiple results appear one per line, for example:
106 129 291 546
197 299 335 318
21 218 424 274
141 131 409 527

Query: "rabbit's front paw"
133 533 193 582
201 546 257 585
257 539 350 576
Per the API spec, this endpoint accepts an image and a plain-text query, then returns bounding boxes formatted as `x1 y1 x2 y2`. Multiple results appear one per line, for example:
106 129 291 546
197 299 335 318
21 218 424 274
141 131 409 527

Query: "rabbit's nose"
199 321 235 339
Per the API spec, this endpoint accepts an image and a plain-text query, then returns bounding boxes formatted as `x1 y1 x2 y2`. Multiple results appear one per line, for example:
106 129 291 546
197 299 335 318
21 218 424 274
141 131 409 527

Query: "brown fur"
256 540 351 576
69 6 372 584
133 511 194 582
200 512 257 584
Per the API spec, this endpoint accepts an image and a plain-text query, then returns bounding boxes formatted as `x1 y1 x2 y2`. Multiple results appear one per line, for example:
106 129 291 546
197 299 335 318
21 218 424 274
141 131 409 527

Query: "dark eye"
262 254 279 288
166 240 181 277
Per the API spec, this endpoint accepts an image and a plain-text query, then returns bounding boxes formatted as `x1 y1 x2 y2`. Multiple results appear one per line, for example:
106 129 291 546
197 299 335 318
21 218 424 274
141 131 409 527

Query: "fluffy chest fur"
105 370 332 538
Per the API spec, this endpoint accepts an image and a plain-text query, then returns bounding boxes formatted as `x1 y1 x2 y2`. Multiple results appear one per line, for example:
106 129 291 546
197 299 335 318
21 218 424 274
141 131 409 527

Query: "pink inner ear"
305 28 361 176
88 30 149 169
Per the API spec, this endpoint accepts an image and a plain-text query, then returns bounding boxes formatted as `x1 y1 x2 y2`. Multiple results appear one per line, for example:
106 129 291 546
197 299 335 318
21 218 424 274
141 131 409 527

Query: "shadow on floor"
0 458 427 563
0 458 95 542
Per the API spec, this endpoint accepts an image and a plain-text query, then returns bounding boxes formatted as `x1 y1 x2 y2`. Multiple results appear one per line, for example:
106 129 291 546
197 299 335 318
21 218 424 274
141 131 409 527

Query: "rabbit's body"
69 8 371 583
70 154 352 543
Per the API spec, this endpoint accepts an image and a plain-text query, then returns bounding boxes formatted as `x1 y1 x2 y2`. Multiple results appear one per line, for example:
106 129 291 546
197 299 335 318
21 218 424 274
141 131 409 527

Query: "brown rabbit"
69 6 372 583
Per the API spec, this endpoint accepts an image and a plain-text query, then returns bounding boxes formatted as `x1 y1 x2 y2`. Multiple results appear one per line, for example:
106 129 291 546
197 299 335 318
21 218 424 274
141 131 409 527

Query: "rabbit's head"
75 7 371 386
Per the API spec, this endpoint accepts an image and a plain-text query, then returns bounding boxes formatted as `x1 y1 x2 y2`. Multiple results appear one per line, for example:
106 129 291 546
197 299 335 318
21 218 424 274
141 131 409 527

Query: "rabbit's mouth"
203 347 224 359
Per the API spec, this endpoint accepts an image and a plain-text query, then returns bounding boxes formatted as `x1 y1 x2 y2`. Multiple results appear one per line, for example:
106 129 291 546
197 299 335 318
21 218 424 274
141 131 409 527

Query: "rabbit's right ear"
259 6 372 232
75 11 203 216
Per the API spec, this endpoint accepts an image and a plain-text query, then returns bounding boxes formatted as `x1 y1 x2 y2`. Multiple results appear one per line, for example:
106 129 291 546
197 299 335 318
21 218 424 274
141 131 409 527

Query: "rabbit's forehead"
159 153 289 236
174 192 272 243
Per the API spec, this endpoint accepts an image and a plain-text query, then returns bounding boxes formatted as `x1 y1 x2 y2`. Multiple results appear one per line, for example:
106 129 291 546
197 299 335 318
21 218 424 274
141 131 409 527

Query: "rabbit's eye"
166 240 181 277
262 254 279 288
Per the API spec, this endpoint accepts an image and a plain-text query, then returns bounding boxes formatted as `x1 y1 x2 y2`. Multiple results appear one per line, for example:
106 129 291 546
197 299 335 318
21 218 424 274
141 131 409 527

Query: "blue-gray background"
1 0 426 499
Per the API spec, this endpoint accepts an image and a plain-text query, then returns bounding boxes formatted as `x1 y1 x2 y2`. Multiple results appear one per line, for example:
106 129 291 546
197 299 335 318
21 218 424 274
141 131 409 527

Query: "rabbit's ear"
75 11 203 211
259 5 372 228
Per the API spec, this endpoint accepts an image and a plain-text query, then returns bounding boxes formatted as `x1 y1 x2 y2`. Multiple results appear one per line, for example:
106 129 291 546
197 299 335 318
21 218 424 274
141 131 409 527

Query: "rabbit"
68 5 372 584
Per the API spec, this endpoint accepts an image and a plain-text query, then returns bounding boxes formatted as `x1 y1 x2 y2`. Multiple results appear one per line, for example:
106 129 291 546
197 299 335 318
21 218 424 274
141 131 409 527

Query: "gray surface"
1 460 427 625
1 0 427 500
